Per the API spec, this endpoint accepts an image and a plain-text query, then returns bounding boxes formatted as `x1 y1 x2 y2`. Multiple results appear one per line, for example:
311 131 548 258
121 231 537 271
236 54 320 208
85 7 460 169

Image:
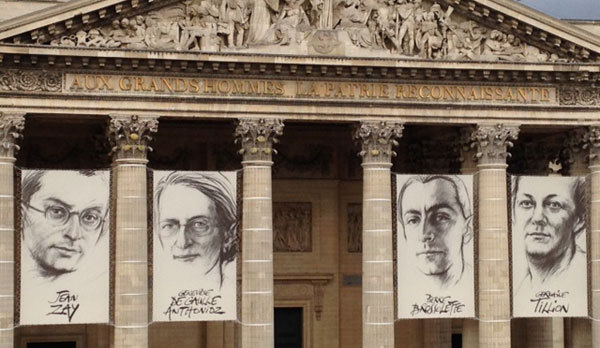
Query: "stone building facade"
0 0 599 347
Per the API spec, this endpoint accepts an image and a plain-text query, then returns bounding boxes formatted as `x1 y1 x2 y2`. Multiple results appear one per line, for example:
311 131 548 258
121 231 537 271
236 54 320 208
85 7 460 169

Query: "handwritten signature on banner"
410 294 465 317
531 290 570 314
164 289 225 320
47 290 80 322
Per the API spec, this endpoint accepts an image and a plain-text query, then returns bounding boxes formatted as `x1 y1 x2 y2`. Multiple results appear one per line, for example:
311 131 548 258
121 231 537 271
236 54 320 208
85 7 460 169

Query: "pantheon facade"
0 0 599 347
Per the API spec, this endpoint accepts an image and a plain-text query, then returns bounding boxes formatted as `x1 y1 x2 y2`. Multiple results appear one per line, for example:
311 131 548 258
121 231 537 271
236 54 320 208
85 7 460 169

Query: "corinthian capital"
108 114 158 161
235 118 284 162
0 112 25 159
471 124 519 165
354 121 403 163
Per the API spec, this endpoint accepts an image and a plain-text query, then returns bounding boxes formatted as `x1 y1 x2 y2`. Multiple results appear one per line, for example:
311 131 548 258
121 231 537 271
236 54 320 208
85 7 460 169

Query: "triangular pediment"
0 0 599 63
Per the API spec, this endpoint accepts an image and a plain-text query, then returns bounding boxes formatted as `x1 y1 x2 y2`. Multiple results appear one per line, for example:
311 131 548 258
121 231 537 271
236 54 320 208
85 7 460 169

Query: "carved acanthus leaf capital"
235 118 284 162
471 124 519 165
0 113 25 159
354 121 403 163
108 114 158 161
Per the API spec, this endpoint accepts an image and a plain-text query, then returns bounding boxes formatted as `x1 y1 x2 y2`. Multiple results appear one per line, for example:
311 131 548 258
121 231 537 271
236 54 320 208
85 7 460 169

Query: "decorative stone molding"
559 86 600 106
235 118 284 162
43 1 565 62
470 123 519 165
0 70 62 92
274 273 334 321
354 121 403 163
273 202 312 252
0 112 25 158
108 114 159 160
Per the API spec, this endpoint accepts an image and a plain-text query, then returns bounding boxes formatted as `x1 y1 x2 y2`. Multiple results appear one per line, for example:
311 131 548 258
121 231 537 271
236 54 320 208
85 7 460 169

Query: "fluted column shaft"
459 126 479 348
584 127 600 348
472 124 519 348
236 118 283 348
355 121 403 348
562 128 592 348
109 115 158 348
0 113 24 348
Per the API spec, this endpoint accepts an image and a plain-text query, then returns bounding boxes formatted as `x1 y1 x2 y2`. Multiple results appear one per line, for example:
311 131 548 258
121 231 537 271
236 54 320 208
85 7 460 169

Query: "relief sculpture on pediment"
50 0 564 62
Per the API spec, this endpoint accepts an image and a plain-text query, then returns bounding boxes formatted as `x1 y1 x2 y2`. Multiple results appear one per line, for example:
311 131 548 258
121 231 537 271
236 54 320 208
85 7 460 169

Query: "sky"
518 0 600 20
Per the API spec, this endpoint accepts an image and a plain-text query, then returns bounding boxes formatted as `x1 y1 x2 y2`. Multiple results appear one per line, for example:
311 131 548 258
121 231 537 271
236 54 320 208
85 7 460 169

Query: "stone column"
108 115 158 348
562 128 593 348
584 127 600 348
354 121 403 348
471 124 519 348
458 126 479 348
0 113 24 348
235 118 283 348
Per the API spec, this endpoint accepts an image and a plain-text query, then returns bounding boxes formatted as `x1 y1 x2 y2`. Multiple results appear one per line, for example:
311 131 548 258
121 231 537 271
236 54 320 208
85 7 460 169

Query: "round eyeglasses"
26 203 105 232
159 216 213 239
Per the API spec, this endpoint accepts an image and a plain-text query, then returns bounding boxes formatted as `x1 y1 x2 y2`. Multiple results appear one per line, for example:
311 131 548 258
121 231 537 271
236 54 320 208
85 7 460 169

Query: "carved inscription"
64 74 558 105
274 202 312 252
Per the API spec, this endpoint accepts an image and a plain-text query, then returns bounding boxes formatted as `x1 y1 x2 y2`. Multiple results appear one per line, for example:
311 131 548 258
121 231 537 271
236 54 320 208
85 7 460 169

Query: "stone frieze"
48 0 564 62
0 70 62 92
559 86 600 106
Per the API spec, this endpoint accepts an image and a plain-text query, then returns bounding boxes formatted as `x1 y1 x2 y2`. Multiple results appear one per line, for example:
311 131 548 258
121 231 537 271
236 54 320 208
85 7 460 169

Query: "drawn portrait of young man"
153 171 238 321
512 175 588 317
20 169 110 325
396 174 475 318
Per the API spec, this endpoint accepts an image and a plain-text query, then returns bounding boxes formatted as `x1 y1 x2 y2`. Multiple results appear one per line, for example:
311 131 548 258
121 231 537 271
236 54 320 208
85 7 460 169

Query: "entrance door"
275 307 303 348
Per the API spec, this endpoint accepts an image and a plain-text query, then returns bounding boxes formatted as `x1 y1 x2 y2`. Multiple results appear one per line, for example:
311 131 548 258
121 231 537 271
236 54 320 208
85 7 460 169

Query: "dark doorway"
275 307 303 348
452 333 463 348
27 342 77 348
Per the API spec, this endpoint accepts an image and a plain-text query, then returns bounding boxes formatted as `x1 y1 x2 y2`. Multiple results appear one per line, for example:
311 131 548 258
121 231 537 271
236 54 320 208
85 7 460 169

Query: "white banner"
152 171 238 322
20 169 110 325
511 175 588 317
396 174 475 319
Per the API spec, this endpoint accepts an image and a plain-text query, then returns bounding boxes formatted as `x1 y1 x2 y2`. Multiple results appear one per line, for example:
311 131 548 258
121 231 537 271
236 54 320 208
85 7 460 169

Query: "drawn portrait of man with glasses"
20 169 110 325
153 171 238 321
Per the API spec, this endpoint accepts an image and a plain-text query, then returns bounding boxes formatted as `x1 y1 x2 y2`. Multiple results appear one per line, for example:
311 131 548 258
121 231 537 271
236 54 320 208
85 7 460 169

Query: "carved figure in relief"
395 0 418 54
260 0 311 45
247 0 279 44
218 0 251 47
46 0 567 62
179 1 220 50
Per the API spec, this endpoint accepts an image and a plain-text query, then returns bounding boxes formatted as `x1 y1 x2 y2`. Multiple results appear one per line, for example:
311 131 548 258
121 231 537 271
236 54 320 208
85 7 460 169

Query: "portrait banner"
152 170 238 322
511 175 588 318
396 174 475 319
19 169 111 325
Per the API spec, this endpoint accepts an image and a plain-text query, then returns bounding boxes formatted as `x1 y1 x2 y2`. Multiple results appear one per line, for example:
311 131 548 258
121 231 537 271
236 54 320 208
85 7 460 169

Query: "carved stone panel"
45 0 565 62
347 203 361 253
274 202 312 252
